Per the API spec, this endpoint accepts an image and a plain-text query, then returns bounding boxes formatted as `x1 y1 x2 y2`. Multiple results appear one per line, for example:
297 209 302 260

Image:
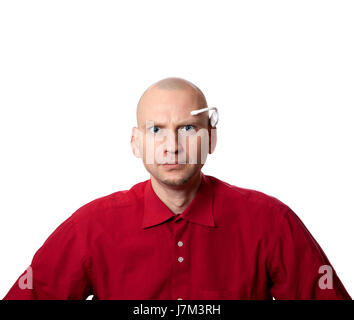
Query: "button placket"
171 218 189 300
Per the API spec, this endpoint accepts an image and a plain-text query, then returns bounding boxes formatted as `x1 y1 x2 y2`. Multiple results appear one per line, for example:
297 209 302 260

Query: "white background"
0 1 353 298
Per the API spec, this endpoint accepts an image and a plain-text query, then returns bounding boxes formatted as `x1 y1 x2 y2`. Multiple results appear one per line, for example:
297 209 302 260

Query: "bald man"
3 77 351 300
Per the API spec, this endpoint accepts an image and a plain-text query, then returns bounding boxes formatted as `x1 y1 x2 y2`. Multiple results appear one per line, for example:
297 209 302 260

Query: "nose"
165 130 179 154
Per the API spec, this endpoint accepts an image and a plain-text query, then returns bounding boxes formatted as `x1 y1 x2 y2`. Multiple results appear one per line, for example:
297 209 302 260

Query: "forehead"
138 88 207 126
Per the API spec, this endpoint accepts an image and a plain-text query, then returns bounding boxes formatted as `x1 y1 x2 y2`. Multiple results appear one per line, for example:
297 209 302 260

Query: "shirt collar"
142 172 216 229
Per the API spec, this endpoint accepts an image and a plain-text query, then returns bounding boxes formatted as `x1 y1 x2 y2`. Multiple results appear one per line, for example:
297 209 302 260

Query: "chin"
161 176 188 186
145 163 202 187
159 166 200 186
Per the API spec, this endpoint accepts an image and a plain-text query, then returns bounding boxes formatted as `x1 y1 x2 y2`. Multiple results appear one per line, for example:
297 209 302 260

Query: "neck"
150 171 202 215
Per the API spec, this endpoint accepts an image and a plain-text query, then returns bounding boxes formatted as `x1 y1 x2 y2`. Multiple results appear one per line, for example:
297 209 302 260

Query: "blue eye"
149 126 160 134
181 125 195 132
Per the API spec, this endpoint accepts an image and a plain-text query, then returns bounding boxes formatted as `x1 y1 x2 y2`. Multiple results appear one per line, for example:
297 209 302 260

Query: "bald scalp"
136 77 208 125
154 77 202 92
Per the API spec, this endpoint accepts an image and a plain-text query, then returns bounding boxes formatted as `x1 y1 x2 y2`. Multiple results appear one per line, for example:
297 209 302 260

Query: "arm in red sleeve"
3 213 92 300
267 207 351 300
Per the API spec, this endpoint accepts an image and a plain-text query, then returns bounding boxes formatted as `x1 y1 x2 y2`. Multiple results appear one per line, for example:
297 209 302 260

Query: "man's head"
131 77 217 187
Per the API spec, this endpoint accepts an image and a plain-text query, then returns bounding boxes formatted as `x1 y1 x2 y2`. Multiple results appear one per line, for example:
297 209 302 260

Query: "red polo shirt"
3 173 351 300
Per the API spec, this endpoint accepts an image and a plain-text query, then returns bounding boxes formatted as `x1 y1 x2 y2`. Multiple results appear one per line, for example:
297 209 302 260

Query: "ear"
131 127 142 158
209 125 217 154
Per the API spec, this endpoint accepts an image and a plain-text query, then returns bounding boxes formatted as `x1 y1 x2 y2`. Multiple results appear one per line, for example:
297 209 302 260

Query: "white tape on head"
190 107 218 127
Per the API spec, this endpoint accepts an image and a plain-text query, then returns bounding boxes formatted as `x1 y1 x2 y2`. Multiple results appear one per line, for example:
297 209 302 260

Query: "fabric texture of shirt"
3 173 351 300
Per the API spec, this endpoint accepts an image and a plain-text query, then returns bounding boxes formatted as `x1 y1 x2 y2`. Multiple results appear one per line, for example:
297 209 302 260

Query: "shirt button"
177 241 183 247
178 256 184 263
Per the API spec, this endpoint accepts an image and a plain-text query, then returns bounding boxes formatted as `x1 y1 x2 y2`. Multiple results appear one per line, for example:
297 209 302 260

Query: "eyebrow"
145 119 203 128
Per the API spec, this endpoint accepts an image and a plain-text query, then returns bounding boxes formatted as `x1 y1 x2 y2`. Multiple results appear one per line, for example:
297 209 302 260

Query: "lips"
162 163 184 169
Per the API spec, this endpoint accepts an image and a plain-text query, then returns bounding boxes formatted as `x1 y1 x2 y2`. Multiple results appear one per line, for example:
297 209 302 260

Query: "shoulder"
206 174 291 219
68 179 149 225
206 174 297 245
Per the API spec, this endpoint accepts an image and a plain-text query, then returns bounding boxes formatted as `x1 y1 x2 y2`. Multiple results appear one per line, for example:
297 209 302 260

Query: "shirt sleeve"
3 214 92 300
267 207 351 300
